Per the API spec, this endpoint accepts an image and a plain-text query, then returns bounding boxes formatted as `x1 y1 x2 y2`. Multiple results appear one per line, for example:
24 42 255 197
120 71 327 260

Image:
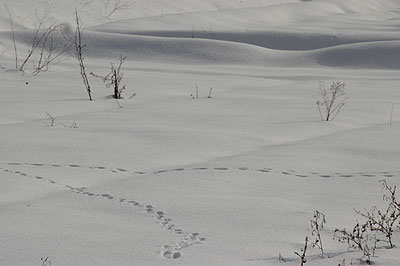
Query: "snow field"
0 0 400 265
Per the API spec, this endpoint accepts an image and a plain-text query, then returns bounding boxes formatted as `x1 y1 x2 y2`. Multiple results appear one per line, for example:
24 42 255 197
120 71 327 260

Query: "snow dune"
1 0 399 69
86 0 400 69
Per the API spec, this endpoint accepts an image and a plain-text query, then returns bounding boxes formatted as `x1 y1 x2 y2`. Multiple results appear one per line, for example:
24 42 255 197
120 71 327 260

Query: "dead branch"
294 236 308 266
74 8 92 101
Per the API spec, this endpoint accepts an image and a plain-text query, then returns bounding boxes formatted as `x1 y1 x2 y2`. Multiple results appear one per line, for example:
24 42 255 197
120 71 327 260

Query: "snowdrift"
314 41 400 69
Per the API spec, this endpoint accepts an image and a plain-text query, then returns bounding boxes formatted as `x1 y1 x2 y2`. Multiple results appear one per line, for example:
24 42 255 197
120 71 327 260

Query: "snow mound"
312 41 400 69
60 31 400 69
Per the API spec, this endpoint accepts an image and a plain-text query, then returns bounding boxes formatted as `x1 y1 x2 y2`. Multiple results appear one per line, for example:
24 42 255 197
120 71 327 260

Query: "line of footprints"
1 162 398 259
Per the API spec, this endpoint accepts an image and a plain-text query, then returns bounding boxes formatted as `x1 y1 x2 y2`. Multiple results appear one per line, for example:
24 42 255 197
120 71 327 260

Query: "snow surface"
1 0 400 265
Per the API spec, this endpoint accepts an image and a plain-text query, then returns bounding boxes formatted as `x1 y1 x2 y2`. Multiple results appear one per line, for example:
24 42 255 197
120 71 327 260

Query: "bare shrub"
74 9 92 101
90 55 127 99
334 222 368 252
19 15 64 73
4 5 67 74
333 180 400 264
310 210 326 257
31 26 68 75
355 180 400 248
334 222 375 265
355 206 399 249
294 236 308 266
316 81 347 121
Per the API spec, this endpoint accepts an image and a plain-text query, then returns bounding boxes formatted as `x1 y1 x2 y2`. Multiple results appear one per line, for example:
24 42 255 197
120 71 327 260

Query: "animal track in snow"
0 163 205 260
193 167 208 170
2 161 399 182
1 161 399 259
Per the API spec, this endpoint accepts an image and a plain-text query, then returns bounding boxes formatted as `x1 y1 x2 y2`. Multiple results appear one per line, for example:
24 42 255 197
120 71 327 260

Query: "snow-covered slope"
1 0 400 266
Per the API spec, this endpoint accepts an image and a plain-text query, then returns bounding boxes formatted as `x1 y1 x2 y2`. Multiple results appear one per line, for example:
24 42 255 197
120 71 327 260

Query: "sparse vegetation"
334 222 367 252
355 180 400 248
19 15 64 73
317 81 347 121
334 222 375 264
4 5 67 74
190 84 214 99
0 0 400 266
90 54 127 99
288 180 400 265
310 210 326 257
332 179 400 264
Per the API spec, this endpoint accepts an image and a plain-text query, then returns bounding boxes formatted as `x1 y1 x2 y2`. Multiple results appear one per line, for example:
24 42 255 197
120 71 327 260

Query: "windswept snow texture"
1 0 400 266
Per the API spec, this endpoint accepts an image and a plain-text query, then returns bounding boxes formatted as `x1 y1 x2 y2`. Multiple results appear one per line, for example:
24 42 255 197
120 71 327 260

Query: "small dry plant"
310 210 326 257
317 81 346 121
208 88 213 98
190 83 199 99
294 236 308 266
41 257 51 266
278 253 287 263
191 84 213 99
334 222 375 264
333 180 400 264
334 222 367 251
90 55 127 99
355 180 400 249
45 111 55 126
